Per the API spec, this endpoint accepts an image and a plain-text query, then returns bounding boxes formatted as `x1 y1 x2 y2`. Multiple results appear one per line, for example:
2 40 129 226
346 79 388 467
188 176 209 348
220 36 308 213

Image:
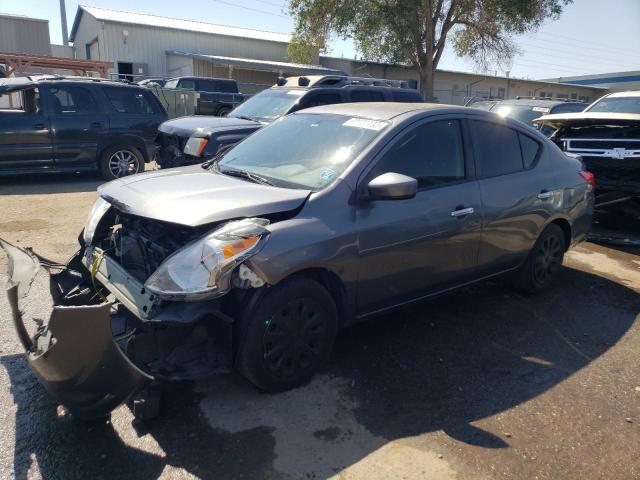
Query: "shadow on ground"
0 172 104 196
2 265 638 479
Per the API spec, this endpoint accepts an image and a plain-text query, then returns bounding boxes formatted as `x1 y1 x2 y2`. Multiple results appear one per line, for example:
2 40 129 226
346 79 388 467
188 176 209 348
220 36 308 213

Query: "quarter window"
518 133 540 169
49 86 97 114
103 86 158 114
374 120 465 188
473 121 523 178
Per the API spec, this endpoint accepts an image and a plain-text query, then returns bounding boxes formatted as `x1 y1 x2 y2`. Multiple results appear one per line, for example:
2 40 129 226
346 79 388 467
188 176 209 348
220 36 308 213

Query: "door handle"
33 123 46 129
91 122 103 128
451 207 474 217
537 190 553 200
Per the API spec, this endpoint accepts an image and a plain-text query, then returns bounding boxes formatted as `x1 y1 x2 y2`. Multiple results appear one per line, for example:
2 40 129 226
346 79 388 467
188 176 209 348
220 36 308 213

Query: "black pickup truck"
162 77 249 117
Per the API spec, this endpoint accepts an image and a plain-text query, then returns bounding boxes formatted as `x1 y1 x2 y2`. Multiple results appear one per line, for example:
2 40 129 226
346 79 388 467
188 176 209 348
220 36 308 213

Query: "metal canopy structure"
166 50 344 76
0 52 112 78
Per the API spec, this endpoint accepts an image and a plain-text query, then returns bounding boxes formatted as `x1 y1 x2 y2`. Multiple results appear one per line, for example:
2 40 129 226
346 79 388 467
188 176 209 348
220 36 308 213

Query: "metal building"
69 5 342 89
542 71 640 93
0 14 52 56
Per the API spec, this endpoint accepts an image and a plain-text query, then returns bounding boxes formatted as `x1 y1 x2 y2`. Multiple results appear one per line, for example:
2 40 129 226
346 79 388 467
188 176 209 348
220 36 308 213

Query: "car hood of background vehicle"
98 166 310 227
535 112 640 129
158 116 260 138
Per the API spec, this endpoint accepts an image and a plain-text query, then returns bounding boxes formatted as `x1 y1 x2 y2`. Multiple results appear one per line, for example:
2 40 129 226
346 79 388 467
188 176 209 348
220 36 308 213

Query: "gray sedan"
2 102 594 419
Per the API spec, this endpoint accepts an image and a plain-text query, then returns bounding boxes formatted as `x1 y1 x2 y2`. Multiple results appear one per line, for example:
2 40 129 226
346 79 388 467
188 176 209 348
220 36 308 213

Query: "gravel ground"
0 173 639 480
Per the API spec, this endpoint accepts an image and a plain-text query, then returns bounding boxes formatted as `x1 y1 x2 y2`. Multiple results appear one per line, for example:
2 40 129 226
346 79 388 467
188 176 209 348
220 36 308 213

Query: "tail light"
579 170 596 188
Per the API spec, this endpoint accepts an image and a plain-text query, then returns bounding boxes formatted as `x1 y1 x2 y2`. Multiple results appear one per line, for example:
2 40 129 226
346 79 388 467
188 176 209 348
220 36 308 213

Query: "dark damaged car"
3 103 594 419
155 74 423 168
536 91 640 212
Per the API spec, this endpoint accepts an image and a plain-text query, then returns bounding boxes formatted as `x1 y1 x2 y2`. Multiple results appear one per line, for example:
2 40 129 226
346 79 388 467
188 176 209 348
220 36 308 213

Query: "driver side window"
373 119 466 189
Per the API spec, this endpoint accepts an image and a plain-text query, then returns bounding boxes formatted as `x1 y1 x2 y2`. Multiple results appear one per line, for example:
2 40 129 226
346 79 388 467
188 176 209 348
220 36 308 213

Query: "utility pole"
60 0 69 46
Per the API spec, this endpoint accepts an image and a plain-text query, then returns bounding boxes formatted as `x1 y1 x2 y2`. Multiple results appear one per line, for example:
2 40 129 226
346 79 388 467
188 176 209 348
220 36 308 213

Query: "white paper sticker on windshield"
343 118 387 131
287 90 305 96
532 107 550 113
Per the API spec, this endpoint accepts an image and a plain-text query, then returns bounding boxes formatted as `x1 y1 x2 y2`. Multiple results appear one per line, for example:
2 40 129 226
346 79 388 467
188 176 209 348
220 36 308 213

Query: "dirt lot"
0 173 639 480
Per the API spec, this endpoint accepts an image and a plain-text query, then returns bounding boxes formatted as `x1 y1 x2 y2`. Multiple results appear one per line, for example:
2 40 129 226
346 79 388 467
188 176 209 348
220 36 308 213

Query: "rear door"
356 117 482 314
46 84 108 168
0 86 53 171
470 119 550 274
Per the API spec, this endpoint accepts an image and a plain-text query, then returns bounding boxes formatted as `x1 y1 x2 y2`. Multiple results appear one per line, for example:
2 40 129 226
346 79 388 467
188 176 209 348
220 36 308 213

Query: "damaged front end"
1 203 271 419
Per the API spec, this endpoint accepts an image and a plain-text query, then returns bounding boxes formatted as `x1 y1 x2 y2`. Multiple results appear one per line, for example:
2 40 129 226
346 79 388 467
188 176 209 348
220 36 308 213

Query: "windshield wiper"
218 167 273 186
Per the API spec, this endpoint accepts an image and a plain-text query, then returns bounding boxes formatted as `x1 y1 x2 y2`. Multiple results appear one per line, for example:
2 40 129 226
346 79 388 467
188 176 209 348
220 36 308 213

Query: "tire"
513 223 566 293
236 277 338 392
99 145 143 180
216 106 232 117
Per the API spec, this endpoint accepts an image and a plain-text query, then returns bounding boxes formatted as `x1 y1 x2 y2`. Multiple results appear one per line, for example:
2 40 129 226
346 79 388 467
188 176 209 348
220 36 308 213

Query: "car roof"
605 90 640 98
298 102 471 121
497 99 583 108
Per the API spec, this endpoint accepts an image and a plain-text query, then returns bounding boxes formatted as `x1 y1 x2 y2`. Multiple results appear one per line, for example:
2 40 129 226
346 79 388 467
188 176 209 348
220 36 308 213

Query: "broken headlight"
83 197 111 245
144 218 269 301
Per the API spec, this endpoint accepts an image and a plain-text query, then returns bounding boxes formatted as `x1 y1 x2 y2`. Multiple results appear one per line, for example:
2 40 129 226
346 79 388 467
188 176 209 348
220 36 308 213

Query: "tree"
288 0 571 101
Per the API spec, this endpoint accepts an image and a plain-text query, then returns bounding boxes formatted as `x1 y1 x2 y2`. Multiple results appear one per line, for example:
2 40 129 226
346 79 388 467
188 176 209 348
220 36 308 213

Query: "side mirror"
367 172 418 200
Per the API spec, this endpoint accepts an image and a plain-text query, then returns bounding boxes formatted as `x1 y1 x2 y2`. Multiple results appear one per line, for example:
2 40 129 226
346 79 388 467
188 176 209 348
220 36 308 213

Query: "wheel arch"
98 136 150 165
547 216 572 251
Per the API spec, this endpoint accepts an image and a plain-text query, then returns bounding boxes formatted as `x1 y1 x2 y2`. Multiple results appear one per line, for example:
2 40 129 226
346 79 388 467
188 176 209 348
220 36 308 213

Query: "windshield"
228 90 303 123
216 113 388 190
492 104 549 126
587 96 640 114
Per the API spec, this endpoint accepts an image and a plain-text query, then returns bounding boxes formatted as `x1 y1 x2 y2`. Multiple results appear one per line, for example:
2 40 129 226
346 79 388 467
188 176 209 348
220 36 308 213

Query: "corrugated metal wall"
0 16 51 55
78 17 291 78
193 60 277 92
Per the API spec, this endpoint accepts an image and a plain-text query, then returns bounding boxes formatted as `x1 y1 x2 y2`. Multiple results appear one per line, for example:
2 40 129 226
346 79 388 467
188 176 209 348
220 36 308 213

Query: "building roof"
167 51 343 76
541 71 640 86
70 5 291 44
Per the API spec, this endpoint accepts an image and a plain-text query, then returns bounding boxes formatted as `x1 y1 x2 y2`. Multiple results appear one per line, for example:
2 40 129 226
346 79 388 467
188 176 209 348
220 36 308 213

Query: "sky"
1 0 639 80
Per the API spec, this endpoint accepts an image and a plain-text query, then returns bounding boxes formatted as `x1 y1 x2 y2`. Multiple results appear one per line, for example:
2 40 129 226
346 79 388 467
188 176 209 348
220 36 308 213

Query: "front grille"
569 139 640 150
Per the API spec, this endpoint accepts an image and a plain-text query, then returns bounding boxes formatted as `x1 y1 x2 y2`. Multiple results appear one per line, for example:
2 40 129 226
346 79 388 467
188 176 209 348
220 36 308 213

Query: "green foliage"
288 0 572 98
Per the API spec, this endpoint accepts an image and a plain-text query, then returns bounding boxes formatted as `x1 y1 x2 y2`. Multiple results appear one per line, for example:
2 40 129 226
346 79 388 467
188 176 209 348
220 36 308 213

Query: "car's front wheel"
99 145 143 180
513 223 566 293
236 277 338 392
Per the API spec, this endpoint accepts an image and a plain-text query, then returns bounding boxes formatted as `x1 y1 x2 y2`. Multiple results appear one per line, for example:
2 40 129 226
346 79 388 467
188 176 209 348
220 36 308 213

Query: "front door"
0 86 53 171
356 118 482 315
45 84 108 168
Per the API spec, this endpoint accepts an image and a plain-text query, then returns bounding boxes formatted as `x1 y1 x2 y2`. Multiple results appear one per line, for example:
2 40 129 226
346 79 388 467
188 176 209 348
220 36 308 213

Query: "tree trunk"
420 66 436 102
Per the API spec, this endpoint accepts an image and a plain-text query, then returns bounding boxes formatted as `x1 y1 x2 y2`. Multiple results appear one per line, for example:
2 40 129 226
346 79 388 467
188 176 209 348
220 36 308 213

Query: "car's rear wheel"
237 277 338 392
99 145 143 180
513 223 565 293
216 106 232 117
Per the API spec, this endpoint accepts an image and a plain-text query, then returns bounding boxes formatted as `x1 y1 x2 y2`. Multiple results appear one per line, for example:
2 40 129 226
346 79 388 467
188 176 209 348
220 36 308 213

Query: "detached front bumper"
1 239 153 420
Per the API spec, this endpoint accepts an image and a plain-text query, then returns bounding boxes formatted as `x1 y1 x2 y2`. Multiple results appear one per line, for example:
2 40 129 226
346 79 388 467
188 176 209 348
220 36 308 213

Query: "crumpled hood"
98 165 310 227
158 115 260 138
535 112 640 129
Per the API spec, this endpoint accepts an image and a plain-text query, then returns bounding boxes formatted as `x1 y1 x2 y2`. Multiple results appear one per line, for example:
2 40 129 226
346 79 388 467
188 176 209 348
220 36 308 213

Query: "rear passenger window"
350 90 385 102
392 90 421 102
103 87 157 114
374 120 465 188
473 121 523 178
518 133 540 169
49 86 97 114
301 93 342 108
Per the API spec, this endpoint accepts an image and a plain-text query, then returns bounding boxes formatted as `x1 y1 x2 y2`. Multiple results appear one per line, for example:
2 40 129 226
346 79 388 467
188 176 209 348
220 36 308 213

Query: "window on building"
472 121 524 178
374 120 465 188
497 88 505 99
85 44 91 60
103 86 157 114
538 91 545 98
49 86 98 114
570 93 578 100
349 90 385 102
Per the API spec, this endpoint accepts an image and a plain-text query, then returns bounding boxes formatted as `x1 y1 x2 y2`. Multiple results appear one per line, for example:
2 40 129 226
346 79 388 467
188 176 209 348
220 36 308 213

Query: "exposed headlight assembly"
144 218 270 301
83 197 111 244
